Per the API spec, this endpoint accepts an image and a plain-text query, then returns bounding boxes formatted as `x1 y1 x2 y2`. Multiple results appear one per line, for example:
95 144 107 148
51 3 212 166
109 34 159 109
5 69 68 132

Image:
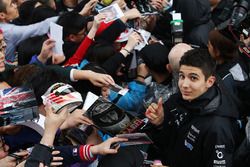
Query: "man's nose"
182 78 190 88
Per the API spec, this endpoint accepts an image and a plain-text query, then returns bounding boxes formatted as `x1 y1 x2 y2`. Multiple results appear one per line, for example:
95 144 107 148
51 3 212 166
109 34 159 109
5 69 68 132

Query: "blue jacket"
108 81 146 112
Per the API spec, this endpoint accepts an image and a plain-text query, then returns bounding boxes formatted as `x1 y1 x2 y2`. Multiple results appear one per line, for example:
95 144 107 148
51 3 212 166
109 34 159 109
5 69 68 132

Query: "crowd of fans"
0 0 250 166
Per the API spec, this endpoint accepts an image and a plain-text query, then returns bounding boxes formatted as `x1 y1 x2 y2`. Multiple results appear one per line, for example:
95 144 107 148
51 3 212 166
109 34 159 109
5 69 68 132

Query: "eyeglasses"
0 38 6 53
75 29 87 37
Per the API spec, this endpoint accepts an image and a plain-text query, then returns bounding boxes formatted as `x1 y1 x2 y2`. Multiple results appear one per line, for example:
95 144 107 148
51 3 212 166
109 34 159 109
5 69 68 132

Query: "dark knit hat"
139 43 170 74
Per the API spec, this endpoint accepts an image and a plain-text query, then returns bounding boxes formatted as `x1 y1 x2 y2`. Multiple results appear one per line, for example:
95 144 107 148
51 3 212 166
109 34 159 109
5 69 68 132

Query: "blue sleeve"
109 81 146 112
29 55 45 66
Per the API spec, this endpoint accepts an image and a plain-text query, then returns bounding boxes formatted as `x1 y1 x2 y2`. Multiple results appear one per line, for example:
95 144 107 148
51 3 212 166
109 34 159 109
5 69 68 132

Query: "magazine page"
116 133 153 146
0 87 39 126
98 3 124 23
49 22 64 55
83 92 146 136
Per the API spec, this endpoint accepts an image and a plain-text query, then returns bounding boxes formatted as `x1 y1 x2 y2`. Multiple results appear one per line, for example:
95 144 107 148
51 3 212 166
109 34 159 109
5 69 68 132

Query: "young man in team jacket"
146 48 241 167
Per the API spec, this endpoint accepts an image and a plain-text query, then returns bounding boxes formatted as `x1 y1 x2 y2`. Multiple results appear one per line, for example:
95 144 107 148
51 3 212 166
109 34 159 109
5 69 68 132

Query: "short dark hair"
17 0 38 24
10 64 41 87
57 11 88 40
179 48 216 80
0 0 7 13
30 5 57 24
86 41 116 65
26 66 68 105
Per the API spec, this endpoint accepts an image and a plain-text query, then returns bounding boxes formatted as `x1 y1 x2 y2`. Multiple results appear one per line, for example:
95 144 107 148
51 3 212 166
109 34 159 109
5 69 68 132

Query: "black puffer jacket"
172 0 214 47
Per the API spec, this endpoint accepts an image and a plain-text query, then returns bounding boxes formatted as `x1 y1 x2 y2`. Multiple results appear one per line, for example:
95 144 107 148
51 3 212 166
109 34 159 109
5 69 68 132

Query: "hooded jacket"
216 59 250 116
156 85 240 167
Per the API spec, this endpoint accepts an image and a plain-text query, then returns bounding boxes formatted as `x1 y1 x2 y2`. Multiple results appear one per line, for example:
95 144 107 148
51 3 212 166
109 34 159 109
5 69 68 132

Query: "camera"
226 0 250 76
170 13 183 44
230 0 249 28
0 87 39 126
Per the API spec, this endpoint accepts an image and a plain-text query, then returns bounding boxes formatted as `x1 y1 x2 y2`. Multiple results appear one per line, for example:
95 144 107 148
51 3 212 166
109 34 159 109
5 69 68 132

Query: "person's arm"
78 0 98 16
108 63 148 111
46 65 115 87
25 106 67 167
109 81 147 111
102 32 142 75
55 137 128 166
64 14 106 66
29 39 56 65
120 8 141 23
72 69 115 87
64 36 94 66
2 16 58 62
8 17 58 47
59 109 93 130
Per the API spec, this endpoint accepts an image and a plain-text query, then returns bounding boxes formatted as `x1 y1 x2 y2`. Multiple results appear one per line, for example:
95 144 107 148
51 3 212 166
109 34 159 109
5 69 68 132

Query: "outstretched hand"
89 71 115 87
125 32 143 52
90 137 128 155
38 39 55 64
60 109 93 130
79 0 98 16
149 0 169 11
44 106 68 133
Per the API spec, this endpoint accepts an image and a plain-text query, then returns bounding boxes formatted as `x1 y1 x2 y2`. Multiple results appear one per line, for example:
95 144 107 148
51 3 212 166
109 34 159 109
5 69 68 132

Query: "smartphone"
95 2 106 11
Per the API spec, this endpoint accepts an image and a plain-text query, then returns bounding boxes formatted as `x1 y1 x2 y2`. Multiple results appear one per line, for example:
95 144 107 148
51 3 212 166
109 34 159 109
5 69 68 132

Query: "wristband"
122 48 131 54
79 144 96 161
137 74 146 79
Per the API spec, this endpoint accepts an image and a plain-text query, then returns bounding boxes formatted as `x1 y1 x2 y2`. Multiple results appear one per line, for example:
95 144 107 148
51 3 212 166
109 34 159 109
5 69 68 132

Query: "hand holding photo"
49 22 64 55
98 3 124 23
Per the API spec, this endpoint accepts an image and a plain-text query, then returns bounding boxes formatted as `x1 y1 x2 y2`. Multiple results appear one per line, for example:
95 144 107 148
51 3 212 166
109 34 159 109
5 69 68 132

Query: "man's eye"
190 76 197 81
179 74 184 79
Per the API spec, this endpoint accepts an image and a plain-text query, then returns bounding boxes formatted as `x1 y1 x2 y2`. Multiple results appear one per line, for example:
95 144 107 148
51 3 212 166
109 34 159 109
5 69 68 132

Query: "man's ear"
166 64 172 73
206 75 216 88
0 12 6 21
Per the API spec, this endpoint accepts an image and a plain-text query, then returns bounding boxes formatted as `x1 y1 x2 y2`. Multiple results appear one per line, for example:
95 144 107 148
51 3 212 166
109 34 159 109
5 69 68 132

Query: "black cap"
139 43 170 74
57 11 90 39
